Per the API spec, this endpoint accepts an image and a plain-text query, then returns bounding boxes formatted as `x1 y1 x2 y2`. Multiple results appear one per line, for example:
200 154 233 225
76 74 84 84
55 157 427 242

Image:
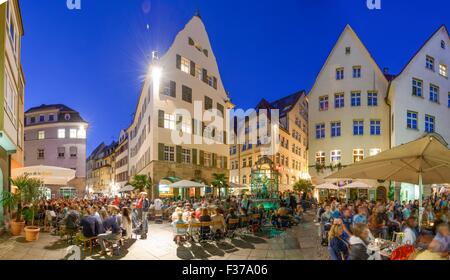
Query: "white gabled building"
387 25 450 201
308 25 390 202
127 13 231 199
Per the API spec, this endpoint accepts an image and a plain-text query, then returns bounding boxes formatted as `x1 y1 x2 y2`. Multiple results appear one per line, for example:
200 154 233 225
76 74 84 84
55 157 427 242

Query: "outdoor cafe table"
368 239 400 259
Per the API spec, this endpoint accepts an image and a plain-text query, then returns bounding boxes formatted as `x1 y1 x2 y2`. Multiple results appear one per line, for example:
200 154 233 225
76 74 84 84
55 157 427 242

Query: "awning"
118 185 135 193
12 165 76 185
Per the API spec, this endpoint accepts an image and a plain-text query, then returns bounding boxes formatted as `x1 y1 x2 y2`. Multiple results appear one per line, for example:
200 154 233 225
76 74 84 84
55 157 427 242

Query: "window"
353 149 364 163
57 147 65 158
441 40 446 49
195 65 203 80
430 84 439 103
448 92 450 108
164 114 175 130
426 56 435 71
38 131 45 140
353 66 361 78
161 80 176 97
180 57 190 74
412 78 423 97
49 114 55 121
242 175 247 185
4 73 17 120
204 153 211 167
330 150 341 164
353 120 364 135
336 68 344 80
319 96 329 111
181 85 192 103
164 146 175 162
64 114 71 121
248 157 252 167
370 120 381 135
242 158 247 168
204 96 213 110
345 47 351 55
58 129 66 139
39 115 45 122
369 148 381 156
30 117 35 124
439 64 448 77
425 114 435 133
69 129 77 139
331 122 341 137
182 149 191 164
181 118 191 134
407 111 418 129
351 92 361 107
37 149 45 159
315 151 325 165
367 91 378 106
334 93 344 108
77 127 86 139
70 147 77 158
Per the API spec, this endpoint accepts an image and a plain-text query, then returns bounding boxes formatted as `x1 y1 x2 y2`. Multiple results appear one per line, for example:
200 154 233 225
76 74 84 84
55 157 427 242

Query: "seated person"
63 205 80 233
238 208 248 228
293 205 304 224
402 217 418 246
428 222 450 257
98 205 122 256
199 208 212 240
188 212 200 237
211 208 226 236
172 212 188 243
80 207 101 238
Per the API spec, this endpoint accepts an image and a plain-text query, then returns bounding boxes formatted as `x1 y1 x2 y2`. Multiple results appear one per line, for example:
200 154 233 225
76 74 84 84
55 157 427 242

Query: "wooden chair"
77 234 98 256
226 218 240 238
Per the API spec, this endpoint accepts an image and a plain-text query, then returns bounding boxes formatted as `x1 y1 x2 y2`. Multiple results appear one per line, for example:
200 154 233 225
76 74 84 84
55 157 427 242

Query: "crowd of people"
318 191 450 260
32 190 311 255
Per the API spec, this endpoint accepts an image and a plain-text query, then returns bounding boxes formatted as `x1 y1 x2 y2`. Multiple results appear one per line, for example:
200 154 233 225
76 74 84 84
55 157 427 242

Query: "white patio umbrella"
12 165 76 185
315 182 339 190
342 181 373 190
167 180 207 189
327 135 450 209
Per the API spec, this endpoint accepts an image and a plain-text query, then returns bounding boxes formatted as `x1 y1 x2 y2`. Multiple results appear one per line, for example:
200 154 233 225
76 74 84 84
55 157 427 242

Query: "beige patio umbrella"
326 135 450 208
315 182 339 190
342 181 374 189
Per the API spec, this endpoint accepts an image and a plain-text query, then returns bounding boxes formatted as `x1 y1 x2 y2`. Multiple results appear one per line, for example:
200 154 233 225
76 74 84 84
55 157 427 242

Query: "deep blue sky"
20 0 449 154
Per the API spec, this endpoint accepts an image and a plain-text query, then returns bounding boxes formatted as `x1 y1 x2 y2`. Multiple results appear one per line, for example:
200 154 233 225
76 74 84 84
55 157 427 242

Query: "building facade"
229 92 309 193
0 0 24 230
387 25 450 202
114 130 129 189
127 14 230 199
308 25 391 201
86 141 117 195
24 104 88 198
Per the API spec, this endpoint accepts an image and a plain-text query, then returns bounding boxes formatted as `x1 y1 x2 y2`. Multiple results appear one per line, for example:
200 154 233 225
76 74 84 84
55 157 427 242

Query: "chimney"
383 67 389 74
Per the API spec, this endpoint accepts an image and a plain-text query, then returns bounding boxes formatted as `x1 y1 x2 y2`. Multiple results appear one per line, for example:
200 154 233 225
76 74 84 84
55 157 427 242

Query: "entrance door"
376 186 387 202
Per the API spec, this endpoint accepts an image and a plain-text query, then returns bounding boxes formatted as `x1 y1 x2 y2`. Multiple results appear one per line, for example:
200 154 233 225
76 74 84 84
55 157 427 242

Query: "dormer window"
64 114 71 121
441 40 446 49
49 114 55 121
345 47 351 55
39 115 45 122
426 55 435 71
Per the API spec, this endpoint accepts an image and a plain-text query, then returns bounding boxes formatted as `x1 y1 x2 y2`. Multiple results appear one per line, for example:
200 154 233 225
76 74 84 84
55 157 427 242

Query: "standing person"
121 207 132 241
138 192 150 239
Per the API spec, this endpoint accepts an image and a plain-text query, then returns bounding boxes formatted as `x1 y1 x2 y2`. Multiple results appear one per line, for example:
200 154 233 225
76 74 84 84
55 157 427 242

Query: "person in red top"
112 195 120 206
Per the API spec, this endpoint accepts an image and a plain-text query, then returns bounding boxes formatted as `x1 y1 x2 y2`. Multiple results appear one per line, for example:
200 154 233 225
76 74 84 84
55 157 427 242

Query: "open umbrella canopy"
11 165 76 185
167 180 206 189
315 182 339 190
326 135 450 185
342 181 373 189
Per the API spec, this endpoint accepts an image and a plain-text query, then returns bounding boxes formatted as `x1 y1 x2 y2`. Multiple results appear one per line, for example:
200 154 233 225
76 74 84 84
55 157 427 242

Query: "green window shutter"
170 81 176 97
202 122 206 136
199 150 204 166
217 103 224 117
158 110 164 128
176 114 182 131
158 143 165 161
224 157 228 169
212 128 216 138
202 68 208 83
212 153 217 167
176 145 182 163
192 118 196 135
192 149 198 165
213 77 217 89
176 54 181 69
223 131 227 144
190 61 196 76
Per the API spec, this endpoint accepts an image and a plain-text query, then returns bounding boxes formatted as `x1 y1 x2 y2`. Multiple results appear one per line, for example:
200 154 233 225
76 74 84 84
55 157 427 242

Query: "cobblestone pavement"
0 212 327 260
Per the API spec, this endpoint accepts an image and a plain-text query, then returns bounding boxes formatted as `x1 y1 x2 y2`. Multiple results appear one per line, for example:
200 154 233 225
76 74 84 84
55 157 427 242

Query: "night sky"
20 0 449 154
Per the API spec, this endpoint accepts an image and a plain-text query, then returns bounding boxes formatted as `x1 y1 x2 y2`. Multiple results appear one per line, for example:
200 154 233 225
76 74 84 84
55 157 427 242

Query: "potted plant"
18 175 44 241
0 176 35 236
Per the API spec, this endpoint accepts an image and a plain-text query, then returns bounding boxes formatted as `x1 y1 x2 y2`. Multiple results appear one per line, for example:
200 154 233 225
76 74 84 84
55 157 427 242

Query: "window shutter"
212 128 216 138
212 153 217 167
176 145 182 163
202 122 206 136
223 131 227 144
158 110 164 128
192 149 198 165
213 77 217 89
190 61 196 76
224 156 228 169
176 54 181 69
202 68 208 83
176 114 182 131
192 118 196 135
199 150 204 166
158 143 164 161
170 81 176 97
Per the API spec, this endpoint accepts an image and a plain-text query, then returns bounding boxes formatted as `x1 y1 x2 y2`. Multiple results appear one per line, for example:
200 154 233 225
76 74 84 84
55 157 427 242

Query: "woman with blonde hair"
328 220 349 260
